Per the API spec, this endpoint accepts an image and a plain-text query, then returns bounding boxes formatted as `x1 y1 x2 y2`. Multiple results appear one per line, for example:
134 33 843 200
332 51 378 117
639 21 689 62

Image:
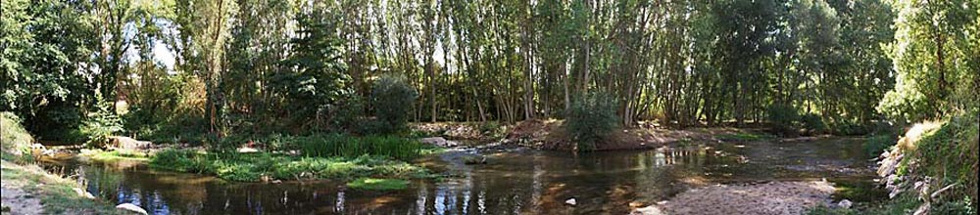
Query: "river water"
40 138 881 215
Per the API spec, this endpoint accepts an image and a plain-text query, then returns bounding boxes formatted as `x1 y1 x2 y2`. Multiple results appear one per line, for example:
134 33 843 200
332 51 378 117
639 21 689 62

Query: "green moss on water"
346 178 409 191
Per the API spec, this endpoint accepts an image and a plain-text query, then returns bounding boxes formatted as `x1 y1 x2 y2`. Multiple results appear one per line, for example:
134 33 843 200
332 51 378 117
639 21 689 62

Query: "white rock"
115 203 148 215
565 198 577 206
837 199 853 209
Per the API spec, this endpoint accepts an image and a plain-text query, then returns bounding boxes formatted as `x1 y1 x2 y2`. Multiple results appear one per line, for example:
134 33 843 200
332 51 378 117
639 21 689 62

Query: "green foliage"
799 113 827 133
863 134 897 158
912 113 979 208
369 75 418 135
565 92 620 151
767 104 800 135
149 149 427 182
289 134 422 161
1 112 33 156
346 178 409 191
78 102 124 148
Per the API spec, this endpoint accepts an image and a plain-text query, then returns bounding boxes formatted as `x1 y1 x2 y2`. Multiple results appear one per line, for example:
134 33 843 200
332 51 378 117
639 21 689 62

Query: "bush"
767 104 800 135
79 103 124 148
1 112 34 158
565 92 620 152
863 134 897 158
800 113 827 133
369 75 418 135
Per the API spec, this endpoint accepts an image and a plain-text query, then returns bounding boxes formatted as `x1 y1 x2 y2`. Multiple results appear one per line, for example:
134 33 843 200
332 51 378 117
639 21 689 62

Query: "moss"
1 160 120 214
346 178 409 191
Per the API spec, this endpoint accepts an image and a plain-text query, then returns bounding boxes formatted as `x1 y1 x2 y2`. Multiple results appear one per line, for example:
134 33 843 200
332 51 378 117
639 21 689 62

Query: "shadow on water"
39 137 882 215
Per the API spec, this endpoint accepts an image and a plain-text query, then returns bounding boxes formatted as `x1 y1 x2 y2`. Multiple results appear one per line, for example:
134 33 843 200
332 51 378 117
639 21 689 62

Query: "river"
39 137 883 215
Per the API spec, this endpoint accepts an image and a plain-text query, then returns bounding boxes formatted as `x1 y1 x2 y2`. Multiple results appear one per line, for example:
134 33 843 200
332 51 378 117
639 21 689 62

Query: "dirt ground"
1 182 43 215
631 181 837 215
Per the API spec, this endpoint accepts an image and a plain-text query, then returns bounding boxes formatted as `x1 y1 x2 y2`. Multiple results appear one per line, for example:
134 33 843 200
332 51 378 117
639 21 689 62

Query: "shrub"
79 103 124 148
799 113 827 133
1 112 33 158
767 104 800 135
565 92 620 152
863 134 897 158
370 75 418 135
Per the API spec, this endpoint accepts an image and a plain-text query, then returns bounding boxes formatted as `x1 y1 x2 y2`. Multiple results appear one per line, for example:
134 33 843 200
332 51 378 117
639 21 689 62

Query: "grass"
149 149 429 182
716 132 774 141
346 177 410 191
1 160 120 214
79 149 151 162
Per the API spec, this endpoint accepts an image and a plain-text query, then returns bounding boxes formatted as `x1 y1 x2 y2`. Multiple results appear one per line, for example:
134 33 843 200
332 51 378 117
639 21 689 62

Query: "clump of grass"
290 134 423 161
346 178 409 191
80 149 151 162
149 149 428 182
717 132 774 142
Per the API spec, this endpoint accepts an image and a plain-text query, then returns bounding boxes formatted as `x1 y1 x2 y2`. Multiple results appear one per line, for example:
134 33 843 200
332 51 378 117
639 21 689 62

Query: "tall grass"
292 134 422 161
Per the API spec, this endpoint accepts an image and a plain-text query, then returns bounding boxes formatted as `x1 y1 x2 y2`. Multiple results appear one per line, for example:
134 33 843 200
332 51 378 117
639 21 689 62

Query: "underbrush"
149 149 428 182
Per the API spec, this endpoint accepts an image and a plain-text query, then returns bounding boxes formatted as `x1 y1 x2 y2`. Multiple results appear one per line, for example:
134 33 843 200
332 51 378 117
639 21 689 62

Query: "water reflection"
41 138 874 215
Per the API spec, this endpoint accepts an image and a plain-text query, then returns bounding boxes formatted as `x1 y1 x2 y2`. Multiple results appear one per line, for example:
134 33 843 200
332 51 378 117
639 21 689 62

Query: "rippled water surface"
42 138 878 215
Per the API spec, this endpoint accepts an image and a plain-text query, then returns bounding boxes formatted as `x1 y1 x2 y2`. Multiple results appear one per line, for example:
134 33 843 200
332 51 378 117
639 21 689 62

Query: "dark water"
41 138 881 215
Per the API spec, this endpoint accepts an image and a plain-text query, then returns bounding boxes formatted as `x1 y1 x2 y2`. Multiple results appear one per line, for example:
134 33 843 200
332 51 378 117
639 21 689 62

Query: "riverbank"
1 160 119 215
631 181 839 215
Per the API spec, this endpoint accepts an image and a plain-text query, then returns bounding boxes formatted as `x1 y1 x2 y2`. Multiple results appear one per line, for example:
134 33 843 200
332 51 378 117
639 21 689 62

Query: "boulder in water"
109 136 152 150
115 203 148 215
565 198 577 206
419 137 459 147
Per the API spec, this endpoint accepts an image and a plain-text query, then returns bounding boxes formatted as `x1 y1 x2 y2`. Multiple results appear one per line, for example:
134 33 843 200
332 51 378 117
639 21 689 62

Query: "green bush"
913 112 979 210
369 75 418 135
79 103 124 148
863 134 897 158
565 92 620 152
767 104 800 135
1 112 34 158
800 113 827 133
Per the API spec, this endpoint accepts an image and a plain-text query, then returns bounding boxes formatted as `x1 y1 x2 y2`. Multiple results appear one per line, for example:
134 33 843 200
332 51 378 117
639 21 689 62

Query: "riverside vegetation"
2 0 978 214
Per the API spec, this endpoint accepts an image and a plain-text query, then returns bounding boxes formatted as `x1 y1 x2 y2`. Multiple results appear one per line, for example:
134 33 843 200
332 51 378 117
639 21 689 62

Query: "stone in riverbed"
837 199 853 209
462 155 487 165
565 198 577 206
109 136 152 150
419 137 459 147
116 203 148 215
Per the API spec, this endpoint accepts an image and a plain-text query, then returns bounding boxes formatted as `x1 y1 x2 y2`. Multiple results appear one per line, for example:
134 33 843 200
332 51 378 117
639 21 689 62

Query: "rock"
115 203 148 215
631 205 666 215
565 198 577 206
462 155 487 165
237 147 259 153
837 199 852 209
109 136 152 150
419 137 459 147
72 188 95 199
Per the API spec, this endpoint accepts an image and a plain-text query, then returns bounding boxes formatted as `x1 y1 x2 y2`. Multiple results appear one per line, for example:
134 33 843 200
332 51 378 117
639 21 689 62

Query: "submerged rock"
565 198 577 206
462 155 487 165
419 137 459 147
116 203 148 215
